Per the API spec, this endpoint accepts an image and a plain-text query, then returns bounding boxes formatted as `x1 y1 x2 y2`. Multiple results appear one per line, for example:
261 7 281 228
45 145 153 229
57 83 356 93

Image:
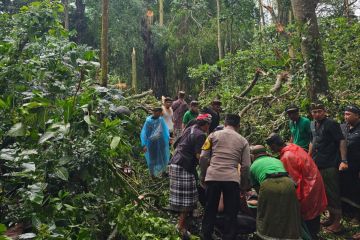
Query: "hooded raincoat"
141 116 170 176
280 144 327 220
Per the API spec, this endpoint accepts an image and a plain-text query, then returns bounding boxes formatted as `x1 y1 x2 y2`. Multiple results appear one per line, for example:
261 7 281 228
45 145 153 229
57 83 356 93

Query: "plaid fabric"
169 164 198 212
173 128 183 141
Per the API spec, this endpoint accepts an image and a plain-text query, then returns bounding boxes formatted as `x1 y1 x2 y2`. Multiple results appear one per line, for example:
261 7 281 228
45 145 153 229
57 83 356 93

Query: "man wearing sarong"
266 134 327 239
168 114 211 239
285 105 312 151
200 114 251 240
250 145 301 240
172 91 188 139
340 105 360 239
203 99 221 133
140 107 170 177
309 103 348 233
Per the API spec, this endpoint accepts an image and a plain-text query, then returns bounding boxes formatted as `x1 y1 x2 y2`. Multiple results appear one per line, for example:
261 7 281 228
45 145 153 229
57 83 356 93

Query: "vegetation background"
0 0 359 239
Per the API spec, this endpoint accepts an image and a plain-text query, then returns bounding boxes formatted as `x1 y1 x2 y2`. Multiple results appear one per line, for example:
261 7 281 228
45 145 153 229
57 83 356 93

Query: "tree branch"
236 68 263 98
125 89 153 100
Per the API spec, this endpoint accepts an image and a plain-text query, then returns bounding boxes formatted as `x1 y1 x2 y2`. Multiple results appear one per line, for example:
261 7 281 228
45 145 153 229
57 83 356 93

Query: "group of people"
140 91 360 240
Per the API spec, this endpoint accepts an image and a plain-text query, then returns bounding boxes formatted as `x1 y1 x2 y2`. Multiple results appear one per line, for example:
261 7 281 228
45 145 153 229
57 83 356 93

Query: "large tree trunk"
291 0 330 101
74 0 86 43
62 0 69 30
100 0 109 87
277 0 291 26
131 48 137 92
216 0 223 60
159 0 164 26
258 0 265 31
141 16 167 98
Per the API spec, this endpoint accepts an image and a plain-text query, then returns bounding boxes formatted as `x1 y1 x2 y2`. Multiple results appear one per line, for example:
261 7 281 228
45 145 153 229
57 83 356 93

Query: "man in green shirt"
286 105 311 151
182 101 199 129
250 145 301 240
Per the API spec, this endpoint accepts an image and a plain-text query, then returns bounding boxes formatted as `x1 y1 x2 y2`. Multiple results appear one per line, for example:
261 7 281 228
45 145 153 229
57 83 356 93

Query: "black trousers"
305 215 320 240
202 181 240 240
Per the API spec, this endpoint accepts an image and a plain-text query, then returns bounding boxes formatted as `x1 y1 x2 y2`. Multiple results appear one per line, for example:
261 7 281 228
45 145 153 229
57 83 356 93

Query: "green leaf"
0 153 14 161
18 233 36 239
21 162 36 171
54 167 69 181
0 224 6 234
83 50 95 61
0 99 9 109
7 123 25 137
0 236 12 240
39 132 56 144
23 101 49 109
110 136 121 150
29 192 44 205
84 115 91 125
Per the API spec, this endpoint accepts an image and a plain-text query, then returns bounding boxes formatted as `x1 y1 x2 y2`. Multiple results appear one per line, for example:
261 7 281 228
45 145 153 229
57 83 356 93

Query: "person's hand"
169 138 174 145
200 180 206 189
339 162 348 171
143 146 147 153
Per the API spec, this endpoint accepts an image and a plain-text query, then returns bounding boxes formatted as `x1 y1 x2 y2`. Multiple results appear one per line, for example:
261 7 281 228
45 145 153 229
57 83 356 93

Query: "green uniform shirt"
182 110 198 125
289 116 311 150
250 156 286 186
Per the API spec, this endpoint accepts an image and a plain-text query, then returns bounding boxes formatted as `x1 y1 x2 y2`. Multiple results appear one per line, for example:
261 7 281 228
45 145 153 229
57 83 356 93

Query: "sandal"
176 225 191 240
353 232 360 240
323 225 345 235
320 218 333 227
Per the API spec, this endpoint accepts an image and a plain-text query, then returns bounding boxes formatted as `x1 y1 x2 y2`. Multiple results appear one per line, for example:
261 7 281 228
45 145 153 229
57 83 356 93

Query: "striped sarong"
169 164 198 212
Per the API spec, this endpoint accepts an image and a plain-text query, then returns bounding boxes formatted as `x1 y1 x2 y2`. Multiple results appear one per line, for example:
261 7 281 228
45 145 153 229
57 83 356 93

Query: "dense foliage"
1 0 359 239
191 17 360 144
0 2 176 239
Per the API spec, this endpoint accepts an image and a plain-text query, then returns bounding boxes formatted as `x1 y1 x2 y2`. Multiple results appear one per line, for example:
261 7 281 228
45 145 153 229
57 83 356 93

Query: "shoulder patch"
202 138 212 150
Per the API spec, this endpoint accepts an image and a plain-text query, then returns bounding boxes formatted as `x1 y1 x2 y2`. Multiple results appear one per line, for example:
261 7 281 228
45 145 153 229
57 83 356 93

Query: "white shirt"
162 106 174 132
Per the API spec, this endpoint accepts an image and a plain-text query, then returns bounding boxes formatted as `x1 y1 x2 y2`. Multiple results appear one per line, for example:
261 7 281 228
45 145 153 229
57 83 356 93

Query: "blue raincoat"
140 116 170 176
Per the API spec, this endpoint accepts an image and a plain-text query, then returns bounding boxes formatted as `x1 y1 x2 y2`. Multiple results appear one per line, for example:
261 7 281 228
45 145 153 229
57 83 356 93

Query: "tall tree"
277 0 292 26
62 0 69 30
132 48 137 92
74 0 87 43
101 0 109 87
216 0 223 60
159 0 164 26
258 0 265 31
291 0 330 100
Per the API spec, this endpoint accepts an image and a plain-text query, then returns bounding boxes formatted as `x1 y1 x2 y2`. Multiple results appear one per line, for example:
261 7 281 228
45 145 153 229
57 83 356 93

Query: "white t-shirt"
162 106 174 132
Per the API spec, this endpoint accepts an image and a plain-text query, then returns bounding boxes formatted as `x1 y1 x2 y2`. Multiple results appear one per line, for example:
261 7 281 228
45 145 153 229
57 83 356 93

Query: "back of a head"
224 114 240 127
178 91 185 99
265 133 285 147
190 101 199 107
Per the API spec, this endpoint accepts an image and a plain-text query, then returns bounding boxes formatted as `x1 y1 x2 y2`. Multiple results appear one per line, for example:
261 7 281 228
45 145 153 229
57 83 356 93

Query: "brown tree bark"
62 0 69 30
141 17 167 98
100 0 109 87
216 0 223 60
159 0 164 26
258 0 265 31
131 48 137 92
74 0 86 43
291 0 330 101
277 0 292 26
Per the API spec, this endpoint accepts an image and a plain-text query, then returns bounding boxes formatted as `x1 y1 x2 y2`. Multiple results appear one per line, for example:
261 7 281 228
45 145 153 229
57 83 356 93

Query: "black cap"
310 103 325 110
212 99 222 105
285 104 299 113
345 105 360 115
152 107 163 112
